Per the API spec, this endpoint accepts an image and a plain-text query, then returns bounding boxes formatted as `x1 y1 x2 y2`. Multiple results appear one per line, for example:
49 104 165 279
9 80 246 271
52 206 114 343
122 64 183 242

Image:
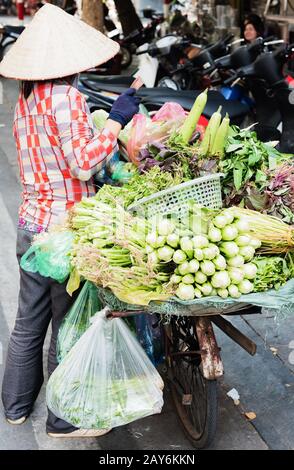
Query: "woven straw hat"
0 4 120 80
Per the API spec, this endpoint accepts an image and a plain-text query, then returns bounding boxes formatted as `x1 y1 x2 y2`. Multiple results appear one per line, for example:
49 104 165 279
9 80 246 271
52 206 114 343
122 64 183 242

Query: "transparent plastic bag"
20 230 74 283
57 281 101 363
46 307 164 429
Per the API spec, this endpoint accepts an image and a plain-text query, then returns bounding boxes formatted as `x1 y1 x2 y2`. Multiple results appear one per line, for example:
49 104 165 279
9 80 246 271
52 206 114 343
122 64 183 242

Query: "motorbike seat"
79 82 249 120
79 77 224 101
140 91 249 119
4 25 25 35
79 76 135 94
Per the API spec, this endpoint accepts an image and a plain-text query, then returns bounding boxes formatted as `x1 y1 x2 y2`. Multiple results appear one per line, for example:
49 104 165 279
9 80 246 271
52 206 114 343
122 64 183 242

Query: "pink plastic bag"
126 114 147 164
151 102 187 122
126 103 187 165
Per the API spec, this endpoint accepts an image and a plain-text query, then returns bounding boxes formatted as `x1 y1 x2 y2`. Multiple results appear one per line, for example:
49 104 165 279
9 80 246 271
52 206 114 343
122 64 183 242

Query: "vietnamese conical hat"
0 3 120 80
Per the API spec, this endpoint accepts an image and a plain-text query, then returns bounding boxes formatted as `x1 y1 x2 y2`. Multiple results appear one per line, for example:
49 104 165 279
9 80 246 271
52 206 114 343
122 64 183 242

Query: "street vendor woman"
0 4 140 438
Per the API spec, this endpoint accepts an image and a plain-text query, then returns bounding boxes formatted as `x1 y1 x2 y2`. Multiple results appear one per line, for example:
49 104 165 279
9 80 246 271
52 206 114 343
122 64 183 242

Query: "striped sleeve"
53 87 118 181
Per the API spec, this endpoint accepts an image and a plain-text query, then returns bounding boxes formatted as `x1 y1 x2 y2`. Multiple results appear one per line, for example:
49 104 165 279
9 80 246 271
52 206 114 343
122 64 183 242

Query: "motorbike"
222 42 294 153
106 7 164 70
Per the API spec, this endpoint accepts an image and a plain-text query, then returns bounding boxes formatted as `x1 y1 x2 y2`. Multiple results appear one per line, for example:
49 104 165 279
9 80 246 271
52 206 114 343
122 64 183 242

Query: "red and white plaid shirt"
14 81 117 231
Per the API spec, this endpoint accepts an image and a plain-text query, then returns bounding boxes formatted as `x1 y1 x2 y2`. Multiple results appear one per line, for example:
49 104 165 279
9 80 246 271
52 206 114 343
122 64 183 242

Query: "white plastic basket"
128 173 224 219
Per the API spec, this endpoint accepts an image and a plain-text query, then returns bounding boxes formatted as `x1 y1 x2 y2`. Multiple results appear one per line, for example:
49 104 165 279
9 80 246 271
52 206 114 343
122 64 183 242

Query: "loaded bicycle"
103 290 260 449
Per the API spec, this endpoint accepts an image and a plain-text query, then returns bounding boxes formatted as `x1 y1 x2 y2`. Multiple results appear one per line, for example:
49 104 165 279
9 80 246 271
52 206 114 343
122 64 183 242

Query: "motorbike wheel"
120 46 132 69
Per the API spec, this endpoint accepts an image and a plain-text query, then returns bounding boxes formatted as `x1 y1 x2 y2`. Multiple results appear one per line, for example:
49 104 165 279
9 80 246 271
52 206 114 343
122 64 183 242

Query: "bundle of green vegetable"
68 197 172 304
227 207 294 254
145 204 261 301
245 162 294 224
220 126 292 210
94 166 185 209
252 255 293 292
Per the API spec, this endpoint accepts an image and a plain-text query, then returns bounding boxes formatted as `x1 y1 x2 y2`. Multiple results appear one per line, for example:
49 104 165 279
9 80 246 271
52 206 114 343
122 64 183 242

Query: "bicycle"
106 300 260 449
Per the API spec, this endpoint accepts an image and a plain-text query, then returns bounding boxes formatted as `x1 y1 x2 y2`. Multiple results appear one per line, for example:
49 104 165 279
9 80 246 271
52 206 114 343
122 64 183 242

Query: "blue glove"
109 88 140 128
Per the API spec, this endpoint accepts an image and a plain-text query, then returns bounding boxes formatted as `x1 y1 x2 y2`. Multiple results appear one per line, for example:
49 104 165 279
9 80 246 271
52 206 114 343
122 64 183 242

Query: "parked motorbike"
107 7 164 70
223 42 294 153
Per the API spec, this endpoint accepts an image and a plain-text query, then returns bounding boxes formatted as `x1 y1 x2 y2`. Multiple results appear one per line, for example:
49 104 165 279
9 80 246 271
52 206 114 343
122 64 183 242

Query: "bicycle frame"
106 306 260 380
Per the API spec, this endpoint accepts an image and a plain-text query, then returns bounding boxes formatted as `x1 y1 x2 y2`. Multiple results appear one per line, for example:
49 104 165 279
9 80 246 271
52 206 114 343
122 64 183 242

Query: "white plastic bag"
46 307 164 429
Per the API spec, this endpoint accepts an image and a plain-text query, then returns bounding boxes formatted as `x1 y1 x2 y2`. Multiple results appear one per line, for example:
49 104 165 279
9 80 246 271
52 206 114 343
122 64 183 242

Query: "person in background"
0 4 139 438
243 13 265 42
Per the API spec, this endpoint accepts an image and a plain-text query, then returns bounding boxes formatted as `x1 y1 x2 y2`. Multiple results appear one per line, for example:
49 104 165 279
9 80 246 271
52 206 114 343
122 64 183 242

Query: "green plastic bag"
20 231 74 283
57 281 101 362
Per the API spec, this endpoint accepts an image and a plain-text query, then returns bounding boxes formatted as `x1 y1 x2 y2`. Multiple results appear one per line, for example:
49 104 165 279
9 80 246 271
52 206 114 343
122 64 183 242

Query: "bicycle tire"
164 316 218 449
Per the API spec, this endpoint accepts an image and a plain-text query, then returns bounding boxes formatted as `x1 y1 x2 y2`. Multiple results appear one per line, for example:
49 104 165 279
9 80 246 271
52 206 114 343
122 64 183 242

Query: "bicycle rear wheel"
164 316 218 449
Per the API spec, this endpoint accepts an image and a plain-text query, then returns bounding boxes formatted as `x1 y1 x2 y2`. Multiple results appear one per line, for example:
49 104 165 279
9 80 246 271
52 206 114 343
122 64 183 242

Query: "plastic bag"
126 103 187 164
96 280 294 320
135 314 164 366
20 231 74 283
57 281 101 363
46 307 164 429
151 102 186 122
92 109 109 131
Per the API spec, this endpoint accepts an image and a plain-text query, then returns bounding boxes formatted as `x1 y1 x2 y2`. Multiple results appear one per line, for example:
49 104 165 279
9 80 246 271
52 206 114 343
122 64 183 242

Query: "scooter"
223 43 294 152
107 7 164 70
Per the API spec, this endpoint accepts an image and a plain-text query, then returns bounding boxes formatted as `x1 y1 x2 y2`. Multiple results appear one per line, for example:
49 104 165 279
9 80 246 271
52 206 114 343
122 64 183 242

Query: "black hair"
20 74 78 100
243 13 265 38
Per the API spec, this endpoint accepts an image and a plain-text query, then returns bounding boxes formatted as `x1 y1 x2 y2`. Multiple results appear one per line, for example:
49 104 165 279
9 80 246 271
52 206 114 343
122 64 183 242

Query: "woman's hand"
108 88 140 128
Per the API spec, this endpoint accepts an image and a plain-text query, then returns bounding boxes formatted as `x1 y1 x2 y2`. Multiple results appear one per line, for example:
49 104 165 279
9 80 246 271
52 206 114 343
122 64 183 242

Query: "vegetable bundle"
68 197 172 305
227 207 294 254
146 204 261 301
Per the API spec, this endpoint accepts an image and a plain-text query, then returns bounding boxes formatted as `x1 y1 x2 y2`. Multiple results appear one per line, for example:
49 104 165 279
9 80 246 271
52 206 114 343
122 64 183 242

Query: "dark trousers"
1 229 78 433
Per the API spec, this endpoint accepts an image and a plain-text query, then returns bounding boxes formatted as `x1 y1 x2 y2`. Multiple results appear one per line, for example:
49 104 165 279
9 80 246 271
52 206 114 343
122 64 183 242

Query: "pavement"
0 73 293 451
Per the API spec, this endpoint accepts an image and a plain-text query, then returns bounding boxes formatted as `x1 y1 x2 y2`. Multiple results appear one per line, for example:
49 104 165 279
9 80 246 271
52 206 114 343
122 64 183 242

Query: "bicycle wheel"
164 316 218 449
